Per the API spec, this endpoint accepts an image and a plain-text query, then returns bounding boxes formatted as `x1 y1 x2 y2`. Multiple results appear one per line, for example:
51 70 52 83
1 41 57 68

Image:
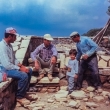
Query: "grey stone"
86 102 99 108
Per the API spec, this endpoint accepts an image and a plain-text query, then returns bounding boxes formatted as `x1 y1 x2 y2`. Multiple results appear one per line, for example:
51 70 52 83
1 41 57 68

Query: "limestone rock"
20 40 30 48
47 99 54 103
70 90 87 100
38 77 60 84
59 54 65 68
55 90 68 99
30 76 37 84
60 86 68 91
101 91 109 97
86 102 99 108
55 97 67 102
15 48 27 59
16 37 22 42
98 59 107 68
101 55 110 62
11 42 20 47
68 101 79 108
93 96 104 102
13 46 19 51
86 86 95 92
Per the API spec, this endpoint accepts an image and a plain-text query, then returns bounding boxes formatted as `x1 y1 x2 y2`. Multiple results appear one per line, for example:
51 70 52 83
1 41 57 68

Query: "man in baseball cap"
70 31 102 91
5 27 18 35
0 27 33 105
31 34 58 81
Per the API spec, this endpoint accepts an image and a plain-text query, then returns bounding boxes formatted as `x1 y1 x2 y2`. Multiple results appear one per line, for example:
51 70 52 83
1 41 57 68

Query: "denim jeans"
77 55 101 89
0 66 32 99
67 76 74 93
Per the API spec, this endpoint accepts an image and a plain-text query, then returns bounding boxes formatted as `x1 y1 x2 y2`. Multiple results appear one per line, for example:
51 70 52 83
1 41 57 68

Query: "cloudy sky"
0 0 109 39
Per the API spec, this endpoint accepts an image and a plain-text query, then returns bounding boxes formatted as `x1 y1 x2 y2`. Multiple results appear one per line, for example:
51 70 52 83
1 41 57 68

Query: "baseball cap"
5 27 18 35
70 31 79 38
43 34 53 41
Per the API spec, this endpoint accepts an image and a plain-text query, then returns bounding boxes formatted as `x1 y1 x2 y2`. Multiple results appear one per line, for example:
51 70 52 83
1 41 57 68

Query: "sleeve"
74 60 79 74
86 38 98 56
31 45 41 61
0 45 20 70
76 47 82 61
51 45 58 58
15 58 20 65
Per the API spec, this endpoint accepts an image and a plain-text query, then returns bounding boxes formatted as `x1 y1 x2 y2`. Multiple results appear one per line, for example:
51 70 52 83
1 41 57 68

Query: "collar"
2 39 11 47
2 39 8 46
42 43 51 49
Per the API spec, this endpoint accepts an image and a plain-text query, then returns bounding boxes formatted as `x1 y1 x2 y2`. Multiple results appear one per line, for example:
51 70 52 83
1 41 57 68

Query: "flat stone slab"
0 78 13 92
38 77 60 84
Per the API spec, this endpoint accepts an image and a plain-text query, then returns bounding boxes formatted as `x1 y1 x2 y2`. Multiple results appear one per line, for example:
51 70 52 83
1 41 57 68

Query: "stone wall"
0 78 17 110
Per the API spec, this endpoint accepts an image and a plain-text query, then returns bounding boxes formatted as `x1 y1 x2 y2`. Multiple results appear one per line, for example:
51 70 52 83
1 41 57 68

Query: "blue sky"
0 0 109 39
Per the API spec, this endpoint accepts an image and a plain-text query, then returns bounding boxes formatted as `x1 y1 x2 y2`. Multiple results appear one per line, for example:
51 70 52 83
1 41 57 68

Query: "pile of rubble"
15 86 110 110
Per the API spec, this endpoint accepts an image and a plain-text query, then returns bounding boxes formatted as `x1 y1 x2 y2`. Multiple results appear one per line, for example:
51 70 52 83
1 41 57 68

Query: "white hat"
70 31 79 38
5 27 18 35
43 34 53 41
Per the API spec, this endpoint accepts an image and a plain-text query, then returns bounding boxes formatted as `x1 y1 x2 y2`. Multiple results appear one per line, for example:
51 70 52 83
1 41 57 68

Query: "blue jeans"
77 55 101 89
67 76 74 93
0 66 32 99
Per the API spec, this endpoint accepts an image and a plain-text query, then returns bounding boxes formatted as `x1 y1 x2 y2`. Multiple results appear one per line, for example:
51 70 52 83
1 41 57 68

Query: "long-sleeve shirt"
0 39 20 70
76 37 98 61
31 43 58 62
67 59 78 77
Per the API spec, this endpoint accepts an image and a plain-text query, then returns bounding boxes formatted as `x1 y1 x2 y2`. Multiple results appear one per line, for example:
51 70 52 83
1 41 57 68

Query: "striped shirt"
31 43 58 62
0 39 20 70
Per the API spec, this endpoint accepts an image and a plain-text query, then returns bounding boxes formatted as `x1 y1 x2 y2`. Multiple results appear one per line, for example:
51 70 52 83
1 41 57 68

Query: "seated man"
31 34 58 81
0 27 32 105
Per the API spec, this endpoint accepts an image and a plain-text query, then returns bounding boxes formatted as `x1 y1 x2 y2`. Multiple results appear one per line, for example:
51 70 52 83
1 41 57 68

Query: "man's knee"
20 73 28 81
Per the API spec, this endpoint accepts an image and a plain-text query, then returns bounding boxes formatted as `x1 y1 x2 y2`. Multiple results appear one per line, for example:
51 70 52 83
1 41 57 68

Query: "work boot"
47 74 53 81
37 74 44 81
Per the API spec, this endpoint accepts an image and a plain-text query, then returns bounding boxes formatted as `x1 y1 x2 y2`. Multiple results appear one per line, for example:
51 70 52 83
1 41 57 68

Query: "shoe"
47 74 53 81
37 74 44 81
16 98 30 105
25 93 38 100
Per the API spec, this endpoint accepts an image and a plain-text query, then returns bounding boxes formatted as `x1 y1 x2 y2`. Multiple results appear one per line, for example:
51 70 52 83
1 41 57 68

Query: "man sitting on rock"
31 34 58 81
0 27 32 105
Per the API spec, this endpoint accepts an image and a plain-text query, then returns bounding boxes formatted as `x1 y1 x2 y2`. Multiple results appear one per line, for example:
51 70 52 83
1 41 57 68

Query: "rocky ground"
14 82 110 110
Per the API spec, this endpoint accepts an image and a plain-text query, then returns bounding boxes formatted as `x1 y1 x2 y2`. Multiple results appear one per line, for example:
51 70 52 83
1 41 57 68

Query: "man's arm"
76 47 82 61
86 38 98 56
51 45 58 64
51 45 58 58
0 46 20 70
31 45 41 61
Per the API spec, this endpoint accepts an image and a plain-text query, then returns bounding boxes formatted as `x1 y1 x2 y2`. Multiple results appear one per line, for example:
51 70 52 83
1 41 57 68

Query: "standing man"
70 31 101 90
0 27 32 105
31 34 58 81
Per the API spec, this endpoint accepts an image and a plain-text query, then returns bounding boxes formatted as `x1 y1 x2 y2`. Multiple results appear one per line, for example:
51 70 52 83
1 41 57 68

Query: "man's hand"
51 56 57 64
82 54 89 60
35 60 40 70
19 65 29 73
17 63 22 67
74 74 78 79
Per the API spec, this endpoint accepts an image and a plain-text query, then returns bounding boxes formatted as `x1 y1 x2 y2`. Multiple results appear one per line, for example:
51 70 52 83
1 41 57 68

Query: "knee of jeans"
21 74 28 81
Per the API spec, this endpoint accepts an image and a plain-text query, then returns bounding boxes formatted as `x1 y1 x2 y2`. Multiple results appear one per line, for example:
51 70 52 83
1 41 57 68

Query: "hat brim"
44 38 53 41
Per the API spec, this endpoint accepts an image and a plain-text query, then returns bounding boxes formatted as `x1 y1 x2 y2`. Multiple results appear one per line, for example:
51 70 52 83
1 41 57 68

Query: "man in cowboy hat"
31 34 58 81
